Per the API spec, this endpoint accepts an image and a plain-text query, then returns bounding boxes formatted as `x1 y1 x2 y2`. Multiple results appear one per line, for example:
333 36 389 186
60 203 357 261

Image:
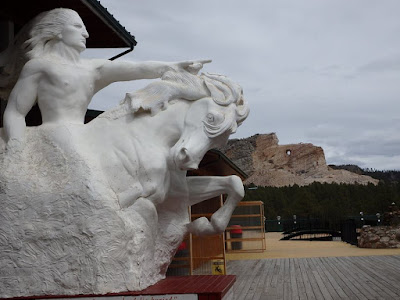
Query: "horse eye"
206 113 214 123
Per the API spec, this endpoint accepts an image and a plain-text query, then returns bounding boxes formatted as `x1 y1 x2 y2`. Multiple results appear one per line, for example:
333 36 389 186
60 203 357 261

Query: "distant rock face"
220 133 378 187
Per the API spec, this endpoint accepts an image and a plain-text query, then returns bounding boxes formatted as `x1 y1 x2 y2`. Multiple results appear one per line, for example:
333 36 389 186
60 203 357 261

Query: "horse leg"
186 175 244 236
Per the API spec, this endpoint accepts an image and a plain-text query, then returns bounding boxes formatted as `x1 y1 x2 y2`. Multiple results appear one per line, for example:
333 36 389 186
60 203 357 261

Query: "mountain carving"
220 133 378 187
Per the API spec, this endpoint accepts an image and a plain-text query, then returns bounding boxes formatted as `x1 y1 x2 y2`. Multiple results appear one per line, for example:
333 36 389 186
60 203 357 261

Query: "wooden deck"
227 255 400 300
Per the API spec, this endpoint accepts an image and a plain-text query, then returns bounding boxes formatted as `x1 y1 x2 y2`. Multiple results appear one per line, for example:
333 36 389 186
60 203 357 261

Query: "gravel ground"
226 232 400 260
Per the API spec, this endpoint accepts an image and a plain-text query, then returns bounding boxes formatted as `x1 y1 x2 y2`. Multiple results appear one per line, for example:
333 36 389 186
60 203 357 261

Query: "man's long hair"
0 8 78 100
24 8 78 59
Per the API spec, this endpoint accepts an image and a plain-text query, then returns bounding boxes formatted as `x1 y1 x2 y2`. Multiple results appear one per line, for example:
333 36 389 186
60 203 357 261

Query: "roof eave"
82 0 137 49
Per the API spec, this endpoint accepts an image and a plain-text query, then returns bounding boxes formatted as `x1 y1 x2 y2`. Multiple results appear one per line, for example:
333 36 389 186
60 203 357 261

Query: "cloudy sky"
84 0 400 170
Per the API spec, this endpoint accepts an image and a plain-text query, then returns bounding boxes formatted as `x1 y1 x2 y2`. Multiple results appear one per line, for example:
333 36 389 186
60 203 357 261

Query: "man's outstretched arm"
92 59 211 92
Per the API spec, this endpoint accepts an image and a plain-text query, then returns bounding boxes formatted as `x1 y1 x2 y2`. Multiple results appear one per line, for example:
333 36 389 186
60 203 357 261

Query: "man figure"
3 8 209 146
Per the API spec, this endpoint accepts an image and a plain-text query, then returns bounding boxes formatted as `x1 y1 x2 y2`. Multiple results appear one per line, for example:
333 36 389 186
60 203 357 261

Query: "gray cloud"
358 55 400 73
86 0 400 170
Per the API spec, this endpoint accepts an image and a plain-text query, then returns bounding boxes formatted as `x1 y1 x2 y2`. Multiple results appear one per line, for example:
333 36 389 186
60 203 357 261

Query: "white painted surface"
0 8 248 298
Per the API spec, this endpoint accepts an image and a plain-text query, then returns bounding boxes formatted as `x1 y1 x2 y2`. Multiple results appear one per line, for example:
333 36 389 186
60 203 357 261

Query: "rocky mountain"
219 133 378 187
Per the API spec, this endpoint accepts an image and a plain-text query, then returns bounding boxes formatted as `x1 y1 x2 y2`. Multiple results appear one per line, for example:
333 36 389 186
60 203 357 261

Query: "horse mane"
99 71 249 136
126 70 210 116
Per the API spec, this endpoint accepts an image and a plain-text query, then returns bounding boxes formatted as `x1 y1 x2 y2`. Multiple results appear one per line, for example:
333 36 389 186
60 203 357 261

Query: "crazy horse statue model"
0 69 249 297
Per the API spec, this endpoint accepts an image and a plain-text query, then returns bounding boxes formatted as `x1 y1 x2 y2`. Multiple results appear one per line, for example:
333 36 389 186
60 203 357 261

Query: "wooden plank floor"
227 255 400 300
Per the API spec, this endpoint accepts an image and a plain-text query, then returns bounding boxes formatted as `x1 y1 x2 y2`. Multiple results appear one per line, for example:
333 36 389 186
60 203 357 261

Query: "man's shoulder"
83 58 110 69
16 59 47 80
22 58 49 74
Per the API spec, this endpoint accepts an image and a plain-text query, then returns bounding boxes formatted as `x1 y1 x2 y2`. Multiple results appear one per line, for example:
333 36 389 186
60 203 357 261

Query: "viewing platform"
226 232 400 299
228 255 400 299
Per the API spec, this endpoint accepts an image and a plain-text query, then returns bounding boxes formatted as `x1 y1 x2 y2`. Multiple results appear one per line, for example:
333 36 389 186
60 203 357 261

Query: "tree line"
244 181 400 222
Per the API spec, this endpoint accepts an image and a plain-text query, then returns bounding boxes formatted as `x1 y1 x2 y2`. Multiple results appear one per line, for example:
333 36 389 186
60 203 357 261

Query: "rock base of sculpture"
0 127 166 297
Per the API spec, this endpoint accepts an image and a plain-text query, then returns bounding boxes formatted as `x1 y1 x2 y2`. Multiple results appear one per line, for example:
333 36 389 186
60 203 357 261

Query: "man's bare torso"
36 58 97 124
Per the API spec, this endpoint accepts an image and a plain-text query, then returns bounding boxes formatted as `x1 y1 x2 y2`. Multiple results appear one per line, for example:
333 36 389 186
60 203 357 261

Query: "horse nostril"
178 147 189 162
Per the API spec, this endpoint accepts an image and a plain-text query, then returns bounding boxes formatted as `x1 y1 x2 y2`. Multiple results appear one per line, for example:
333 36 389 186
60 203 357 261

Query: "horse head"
107 70 249 172
171 73 249 170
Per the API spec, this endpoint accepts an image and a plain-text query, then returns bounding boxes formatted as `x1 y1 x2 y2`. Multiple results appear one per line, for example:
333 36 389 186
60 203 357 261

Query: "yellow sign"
211 259 225 275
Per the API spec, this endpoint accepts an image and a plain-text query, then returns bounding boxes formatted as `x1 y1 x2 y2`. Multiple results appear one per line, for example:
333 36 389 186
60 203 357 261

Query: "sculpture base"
10 275 236 300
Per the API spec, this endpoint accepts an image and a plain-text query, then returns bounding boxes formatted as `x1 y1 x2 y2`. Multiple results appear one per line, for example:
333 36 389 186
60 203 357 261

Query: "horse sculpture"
0 71 249 297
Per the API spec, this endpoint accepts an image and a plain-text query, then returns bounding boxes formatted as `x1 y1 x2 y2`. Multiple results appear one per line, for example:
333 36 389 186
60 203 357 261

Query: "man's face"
60 13 89 52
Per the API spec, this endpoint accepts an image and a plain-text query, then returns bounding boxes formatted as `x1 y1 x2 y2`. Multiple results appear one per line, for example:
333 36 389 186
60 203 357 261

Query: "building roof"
0 0 137 50
192 149 248 180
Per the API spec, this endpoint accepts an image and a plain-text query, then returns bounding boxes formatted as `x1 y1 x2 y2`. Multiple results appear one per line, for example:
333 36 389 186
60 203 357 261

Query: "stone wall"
359 225 400 248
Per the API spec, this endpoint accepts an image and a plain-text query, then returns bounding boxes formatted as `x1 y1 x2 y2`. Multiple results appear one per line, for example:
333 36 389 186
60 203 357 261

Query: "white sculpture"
1 8 209 147
0 8 249 298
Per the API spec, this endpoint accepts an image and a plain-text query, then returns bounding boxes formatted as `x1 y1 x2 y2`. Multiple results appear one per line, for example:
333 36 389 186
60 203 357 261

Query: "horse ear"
204 78 225 103
202 73 242 105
